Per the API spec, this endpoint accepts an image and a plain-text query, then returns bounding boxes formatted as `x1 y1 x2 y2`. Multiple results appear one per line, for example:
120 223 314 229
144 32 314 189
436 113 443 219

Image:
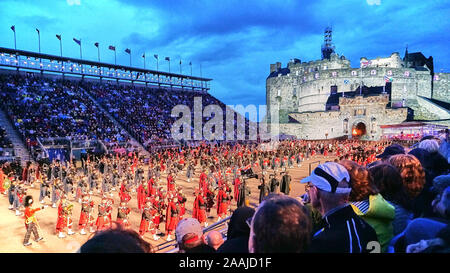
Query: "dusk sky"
1 0 449 115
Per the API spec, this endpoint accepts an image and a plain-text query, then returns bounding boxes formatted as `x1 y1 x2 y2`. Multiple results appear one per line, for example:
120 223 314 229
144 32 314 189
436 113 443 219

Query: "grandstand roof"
0 47 212 82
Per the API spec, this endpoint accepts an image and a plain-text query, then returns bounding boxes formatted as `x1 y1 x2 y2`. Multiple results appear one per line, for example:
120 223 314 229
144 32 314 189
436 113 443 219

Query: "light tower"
321 27 335 60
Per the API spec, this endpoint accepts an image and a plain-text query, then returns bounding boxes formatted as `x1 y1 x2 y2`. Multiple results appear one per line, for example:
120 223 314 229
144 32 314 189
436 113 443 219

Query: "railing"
36 138 49 158
309 160 321 175
156 216 231 253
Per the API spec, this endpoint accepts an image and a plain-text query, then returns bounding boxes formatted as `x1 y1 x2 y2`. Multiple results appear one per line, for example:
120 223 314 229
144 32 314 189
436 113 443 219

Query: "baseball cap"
376 144 405 159
175 218 203 245
300 162 351 194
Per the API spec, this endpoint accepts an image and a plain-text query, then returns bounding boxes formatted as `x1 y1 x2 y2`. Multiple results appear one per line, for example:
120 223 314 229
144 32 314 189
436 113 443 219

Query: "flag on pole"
142 53 145 58
165 57 170 61
154 54 158 59
125 48 131 54
189 61 192 66
36 28 40 34
73 38 81 45
384 75 393 83
108 45 116 51
361 60 371 67
11 25 15 32
94 42 99 47
56 34 61 40
179 60 182 65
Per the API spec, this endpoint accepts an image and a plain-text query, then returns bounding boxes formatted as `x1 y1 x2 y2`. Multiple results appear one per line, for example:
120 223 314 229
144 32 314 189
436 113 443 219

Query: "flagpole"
115 50 116 65
143 54 147 85
180 60 182 74
80 41 82 60
59 40 62 57
36 29 41 53
11 26 16 50
97 46 100 62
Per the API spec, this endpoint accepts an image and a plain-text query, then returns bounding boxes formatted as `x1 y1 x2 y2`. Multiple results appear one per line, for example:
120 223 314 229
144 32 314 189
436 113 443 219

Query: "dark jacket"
217 206 255 253
308 205 378 253
280 174 291 195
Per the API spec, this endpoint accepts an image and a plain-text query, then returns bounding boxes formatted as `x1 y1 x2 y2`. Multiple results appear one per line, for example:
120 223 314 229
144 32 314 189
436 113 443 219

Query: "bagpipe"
63 203 74 215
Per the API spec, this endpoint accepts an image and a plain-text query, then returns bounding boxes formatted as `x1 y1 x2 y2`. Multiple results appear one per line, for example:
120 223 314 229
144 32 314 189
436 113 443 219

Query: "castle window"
371 70 377 75
332 71 338 77
315 73 319 79
405 71 410 77
296 71 299 76
351 71 357 76
277 89 281 96
343 118 349 133
387 70 393 76
434 75 440 81
323 65 328 70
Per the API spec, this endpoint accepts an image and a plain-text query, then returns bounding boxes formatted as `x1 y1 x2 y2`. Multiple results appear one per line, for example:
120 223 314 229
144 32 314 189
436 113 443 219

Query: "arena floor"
0 155 334 253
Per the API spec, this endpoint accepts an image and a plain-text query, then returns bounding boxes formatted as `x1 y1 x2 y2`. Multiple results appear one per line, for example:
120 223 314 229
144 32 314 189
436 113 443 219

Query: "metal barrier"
308 160 321 175
156 215 231 253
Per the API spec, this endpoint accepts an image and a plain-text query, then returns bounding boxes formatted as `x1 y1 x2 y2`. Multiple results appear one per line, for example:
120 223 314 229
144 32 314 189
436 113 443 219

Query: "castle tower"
321 27 335 60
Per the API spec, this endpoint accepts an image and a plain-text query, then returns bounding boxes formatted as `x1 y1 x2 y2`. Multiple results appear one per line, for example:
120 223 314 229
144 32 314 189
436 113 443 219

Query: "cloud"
366 0 381 5
67 0 81 6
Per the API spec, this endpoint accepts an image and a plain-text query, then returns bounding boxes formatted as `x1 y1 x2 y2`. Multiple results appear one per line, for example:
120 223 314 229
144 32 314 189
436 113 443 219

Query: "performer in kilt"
23 195 44 246
78 194 95 235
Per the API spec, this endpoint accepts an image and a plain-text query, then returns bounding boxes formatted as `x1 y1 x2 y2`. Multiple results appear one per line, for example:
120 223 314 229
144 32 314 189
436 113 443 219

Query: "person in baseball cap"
300 162 378 253
376 144 405 161
175 218 215 253
300 161 351 194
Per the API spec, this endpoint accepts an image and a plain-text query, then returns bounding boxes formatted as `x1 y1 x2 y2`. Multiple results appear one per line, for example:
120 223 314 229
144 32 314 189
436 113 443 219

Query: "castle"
266 27 450 140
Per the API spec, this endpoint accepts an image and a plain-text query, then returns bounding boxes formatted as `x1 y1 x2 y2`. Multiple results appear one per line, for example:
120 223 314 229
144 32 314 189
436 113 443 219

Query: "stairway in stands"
81 89 151 157
0 107 33 164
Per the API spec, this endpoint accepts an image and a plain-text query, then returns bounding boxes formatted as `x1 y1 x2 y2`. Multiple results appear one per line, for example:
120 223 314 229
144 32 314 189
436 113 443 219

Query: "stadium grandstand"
0 47 252 164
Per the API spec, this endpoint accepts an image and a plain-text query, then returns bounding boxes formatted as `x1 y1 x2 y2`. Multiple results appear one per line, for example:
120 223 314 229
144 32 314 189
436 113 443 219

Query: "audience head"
419 139 439 153
175 218 208 253
389 154 426 199
206 230 224 250
376 144 405 161
78 224 152 253
249 194 312 253
301 162 351 215
431 174 450 195
418 139 440 154
226 206 255 241
340 159 378 202
432 186 450 219
368 163 412 209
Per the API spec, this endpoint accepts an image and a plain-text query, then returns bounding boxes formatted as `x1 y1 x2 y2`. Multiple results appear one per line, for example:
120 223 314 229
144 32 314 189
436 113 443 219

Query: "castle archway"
352 122 367 138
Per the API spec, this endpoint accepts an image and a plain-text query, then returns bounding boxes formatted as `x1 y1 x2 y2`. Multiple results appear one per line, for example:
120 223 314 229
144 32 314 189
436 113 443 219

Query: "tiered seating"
0 74 130 151
87 82 247 149
0 126 14 157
